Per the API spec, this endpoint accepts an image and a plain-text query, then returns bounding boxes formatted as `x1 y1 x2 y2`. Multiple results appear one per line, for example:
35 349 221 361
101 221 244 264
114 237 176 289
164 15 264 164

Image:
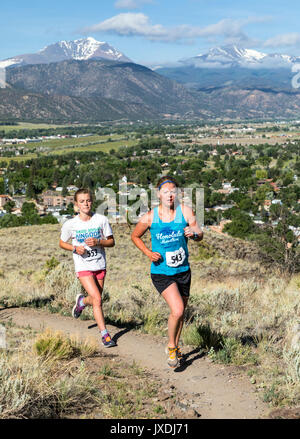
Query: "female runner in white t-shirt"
59 188 116 348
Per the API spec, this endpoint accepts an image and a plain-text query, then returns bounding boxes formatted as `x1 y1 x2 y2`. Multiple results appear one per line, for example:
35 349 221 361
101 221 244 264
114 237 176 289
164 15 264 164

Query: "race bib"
82 246 102 261
166 247 186 267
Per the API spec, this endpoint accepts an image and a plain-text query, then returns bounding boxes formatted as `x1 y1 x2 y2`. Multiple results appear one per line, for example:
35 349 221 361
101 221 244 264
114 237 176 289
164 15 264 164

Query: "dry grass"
33 329 98 360
0 222 299 409
0 322 189 419
0 327 102 418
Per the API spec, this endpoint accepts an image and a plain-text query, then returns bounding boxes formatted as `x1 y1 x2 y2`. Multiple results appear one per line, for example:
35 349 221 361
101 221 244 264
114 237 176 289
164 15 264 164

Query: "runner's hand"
148 252 162 262
184 226 194 238
85 237 99 247
75 245 86 255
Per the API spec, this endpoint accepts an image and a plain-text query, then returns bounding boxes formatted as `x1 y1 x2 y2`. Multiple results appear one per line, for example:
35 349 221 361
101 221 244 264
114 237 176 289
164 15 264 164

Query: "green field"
53 139 137 155
0 136 138 162
1 122 71 132
25 134 123 150
2 154 37 162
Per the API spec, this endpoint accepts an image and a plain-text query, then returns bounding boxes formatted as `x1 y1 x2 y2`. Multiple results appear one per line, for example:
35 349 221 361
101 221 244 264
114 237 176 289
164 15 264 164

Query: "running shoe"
72 294 85 319
165 345 183 364
167 347 178 368
102 332 116 348
176 345 183 361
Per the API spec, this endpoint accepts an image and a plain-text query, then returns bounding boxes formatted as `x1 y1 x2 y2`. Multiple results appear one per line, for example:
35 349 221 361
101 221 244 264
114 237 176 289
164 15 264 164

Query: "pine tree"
26 178 36 199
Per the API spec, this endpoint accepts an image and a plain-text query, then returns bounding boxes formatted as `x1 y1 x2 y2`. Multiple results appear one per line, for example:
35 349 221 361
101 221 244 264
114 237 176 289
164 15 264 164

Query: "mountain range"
1 39 300 122
156 45 300 91
180 45 299 69
4 59 207 120
0 37 131 69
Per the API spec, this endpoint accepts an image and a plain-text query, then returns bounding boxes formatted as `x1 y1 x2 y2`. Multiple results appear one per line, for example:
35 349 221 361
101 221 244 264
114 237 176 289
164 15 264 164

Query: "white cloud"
114 0 153 10
84 13 167 40
264 32 300 48
82 13 265 46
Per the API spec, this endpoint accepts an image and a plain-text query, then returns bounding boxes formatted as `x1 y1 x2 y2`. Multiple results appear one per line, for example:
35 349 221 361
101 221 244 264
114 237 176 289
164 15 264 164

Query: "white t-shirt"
60 213 113 272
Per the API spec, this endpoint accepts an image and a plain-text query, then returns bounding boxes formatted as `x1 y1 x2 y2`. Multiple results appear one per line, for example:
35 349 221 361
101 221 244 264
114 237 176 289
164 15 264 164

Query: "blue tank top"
150 204 189 275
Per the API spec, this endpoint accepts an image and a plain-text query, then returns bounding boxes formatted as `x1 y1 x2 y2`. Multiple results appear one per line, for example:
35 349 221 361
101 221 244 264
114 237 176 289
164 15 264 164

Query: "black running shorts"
150 269 191 297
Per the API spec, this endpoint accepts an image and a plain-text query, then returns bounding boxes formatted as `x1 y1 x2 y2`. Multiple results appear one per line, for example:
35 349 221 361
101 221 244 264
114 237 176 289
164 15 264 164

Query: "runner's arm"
84 235 115 247
99 235 115 247
59 239 85 255
181 204 203 241
59 239 74 252
131 212 161 261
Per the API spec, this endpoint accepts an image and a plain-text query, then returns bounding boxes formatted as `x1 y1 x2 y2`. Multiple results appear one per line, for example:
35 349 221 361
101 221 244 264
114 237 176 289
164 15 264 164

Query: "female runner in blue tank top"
131 176 203 368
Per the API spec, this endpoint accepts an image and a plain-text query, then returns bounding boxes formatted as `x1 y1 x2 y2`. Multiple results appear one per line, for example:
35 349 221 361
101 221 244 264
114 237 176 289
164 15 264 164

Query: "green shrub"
44 257 60 274
182 323 204 347
208 337 258 366
182 323 223 349
142 310 166 335
195 242 218 260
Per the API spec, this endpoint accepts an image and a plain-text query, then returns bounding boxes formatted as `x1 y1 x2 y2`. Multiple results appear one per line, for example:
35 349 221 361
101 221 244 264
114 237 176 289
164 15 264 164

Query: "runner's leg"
175 296 188 347
79 276 106 332
161 283 185 348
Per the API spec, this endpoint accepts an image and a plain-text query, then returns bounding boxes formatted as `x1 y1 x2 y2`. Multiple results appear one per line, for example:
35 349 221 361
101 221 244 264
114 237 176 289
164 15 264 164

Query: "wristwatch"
73 246 77 254
191 233 199 241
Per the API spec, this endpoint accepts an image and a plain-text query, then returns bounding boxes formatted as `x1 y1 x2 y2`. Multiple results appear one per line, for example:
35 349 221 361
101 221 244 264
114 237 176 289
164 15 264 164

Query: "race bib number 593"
166 247 186 267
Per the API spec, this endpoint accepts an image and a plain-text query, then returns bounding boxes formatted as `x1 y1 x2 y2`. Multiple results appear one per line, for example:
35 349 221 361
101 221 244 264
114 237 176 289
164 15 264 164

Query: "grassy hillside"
0 223 299 412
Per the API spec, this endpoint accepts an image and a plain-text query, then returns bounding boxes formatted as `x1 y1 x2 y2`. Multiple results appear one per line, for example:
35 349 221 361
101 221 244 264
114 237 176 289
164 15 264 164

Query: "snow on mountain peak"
208 46 267 61
183 44 297 68
0 38 131 69
46 37 126 61
242 48 266 60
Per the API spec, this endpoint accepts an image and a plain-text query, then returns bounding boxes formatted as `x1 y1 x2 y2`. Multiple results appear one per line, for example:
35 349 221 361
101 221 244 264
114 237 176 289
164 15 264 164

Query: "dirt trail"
0 307 270 419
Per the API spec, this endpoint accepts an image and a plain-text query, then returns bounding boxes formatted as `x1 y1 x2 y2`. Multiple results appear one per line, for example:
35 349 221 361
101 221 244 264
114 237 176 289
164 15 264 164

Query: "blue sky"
1 0 300 65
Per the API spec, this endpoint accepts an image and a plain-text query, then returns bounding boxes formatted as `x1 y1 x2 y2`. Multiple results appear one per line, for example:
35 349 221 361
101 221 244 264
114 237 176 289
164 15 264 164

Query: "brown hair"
156 175 178 190
74 188 94 202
